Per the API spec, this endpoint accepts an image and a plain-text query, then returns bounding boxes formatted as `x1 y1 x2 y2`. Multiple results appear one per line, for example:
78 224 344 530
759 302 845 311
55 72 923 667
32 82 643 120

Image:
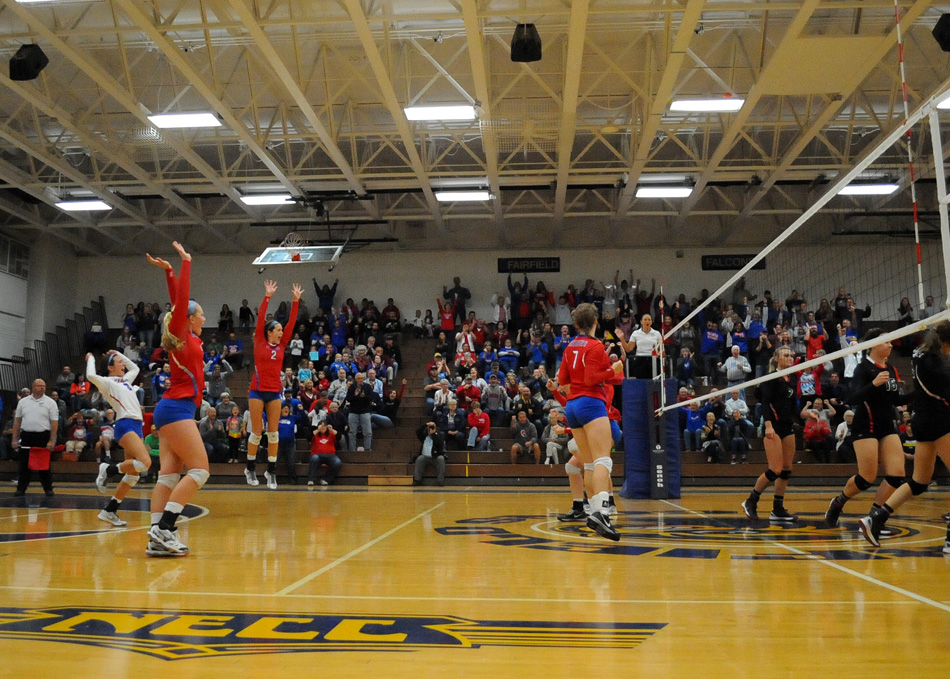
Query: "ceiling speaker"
511 24 542 63
933 14 950 52
10 44 49 81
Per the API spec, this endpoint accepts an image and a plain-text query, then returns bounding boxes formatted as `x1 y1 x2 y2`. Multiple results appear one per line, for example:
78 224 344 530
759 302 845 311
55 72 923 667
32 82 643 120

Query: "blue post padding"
619 379 681 499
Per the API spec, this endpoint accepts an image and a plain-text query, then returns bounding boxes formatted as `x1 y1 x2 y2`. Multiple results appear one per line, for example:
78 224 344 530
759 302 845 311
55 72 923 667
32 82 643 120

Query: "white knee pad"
565 462 582 475
187 468 210 488
121 473 139 487
594 456 614 474
567 439 579 454
248 432 262 446
266 430 280 445
583 463 595 472
157 473 181 489
132 458 149 472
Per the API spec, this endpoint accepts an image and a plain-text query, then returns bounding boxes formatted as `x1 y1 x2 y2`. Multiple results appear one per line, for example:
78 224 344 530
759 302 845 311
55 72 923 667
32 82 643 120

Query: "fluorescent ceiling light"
638 174 689 184
55 200 112 211
404 105 477 121
937 94 950 110
669 98 744 113
635 186 693 198
147 113 222 129
838 184 899 196
435 190 492 202
240 194 293 206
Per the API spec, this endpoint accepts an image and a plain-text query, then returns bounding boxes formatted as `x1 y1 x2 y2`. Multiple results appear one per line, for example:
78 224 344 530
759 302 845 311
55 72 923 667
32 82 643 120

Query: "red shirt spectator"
468 409 490 438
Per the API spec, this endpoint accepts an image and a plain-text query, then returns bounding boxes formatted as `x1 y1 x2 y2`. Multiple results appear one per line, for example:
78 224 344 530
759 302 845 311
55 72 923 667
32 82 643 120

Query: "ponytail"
920 320 950 355
161 299 199 352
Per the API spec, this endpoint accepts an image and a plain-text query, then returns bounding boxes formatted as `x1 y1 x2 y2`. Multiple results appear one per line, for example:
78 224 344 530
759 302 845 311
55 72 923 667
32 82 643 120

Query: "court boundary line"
274 501 445 596
0 584 936 606
661 499 950 614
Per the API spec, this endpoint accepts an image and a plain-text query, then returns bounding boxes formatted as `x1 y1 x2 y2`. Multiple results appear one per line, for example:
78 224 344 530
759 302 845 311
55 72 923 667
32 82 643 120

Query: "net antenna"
281 231 306 262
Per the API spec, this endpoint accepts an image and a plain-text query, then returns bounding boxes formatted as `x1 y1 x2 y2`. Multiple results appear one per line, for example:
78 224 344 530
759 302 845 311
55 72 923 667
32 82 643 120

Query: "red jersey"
556 335 616 405
310 431 337 455
161 261 206 406
250 296 299 393
468 411 491 437
438 298 456 330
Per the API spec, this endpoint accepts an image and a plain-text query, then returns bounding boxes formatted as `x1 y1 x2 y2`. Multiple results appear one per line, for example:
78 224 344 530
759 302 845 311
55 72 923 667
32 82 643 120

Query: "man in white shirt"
12 379 59 497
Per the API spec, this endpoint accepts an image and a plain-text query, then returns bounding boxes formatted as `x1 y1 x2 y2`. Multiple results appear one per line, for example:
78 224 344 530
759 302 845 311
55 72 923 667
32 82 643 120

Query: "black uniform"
760 372 798 438
849 357 909 441
910 348 950 442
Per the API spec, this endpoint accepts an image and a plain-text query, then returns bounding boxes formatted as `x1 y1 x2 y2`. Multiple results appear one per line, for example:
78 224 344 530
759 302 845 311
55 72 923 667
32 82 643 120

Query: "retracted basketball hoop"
282 232 305 261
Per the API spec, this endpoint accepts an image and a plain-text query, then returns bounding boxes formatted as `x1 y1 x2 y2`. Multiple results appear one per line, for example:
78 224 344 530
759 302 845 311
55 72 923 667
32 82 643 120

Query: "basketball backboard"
252 244 343 266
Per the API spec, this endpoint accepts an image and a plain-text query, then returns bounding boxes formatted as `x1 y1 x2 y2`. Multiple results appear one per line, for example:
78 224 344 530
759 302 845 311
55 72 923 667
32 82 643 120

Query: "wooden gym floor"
0 483 948 677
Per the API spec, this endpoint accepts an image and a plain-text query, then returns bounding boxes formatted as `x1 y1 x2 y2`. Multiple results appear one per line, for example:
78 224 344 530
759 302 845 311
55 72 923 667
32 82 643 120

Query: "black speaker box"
933 14 950 52
10 44 49 81
511 24 542 63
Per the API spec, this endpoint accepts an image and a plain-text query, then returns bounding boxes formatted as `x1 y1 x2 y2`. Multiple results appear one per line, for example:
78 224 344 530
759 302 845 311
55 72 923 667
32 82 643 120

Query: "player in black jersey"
741 346 798 523
825 328 912 528
859 321 950 552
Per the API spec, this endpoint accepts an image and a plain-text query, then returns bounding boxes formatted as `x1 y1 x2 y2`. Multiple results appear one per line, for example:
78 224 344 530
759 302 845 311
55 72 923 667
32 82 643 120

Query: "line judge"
12 379 58 497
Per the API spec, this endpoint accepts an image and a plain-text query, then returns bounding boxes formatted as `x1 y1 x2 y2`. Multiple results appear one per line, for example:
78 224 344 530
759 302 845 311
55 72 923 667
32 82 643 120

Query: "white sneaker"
357 446 365 452
95 463 109 494
307 480 314 487
145 540 186 557
244 468 260 487
98 510 127 527
264 471 277 490
147 525 188 554
320 479 329 486
944 540 950 555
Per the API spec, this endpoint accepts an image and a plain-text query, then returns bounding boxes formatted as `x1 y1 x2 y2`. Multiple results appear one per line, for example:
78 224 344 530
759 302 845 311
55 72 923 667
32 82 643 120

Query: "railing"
0 296 107 393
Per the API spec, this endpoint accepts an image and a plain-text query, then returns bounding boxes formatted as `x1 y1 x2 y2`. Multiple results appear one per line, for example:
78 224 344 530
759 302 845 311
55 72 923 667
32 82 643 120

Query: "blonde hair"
160 310 185 352
768 346 793 373
161 301 199 352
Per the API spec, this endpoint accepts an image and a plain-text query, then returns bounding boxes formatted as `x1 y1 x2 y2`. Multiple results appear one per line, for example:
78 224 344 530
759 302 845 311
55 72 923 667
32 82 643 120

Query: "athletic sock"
571 499 584 511
748 488 761 503
773 495 785 512
150 512 162 526
104 498 120 513
836 492 850 505
267 461 277 474
591 491 610 514
608 495 616 507
882 503 894 515
106 464 119 477
246 459 256 472
158 501 184 531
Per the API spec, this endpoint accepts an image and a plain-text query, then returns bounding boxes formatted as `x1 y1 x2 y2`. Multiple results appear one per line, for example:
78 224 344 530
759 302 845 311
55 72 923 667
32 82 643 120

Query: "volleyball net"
656 90 950 416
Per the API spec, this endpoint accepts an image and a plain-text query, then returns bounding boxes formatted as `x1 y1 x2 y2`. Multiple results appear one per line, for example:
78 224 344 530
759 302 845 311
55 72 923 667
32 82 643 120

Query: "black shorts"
768 420 794 439
851 421 898 442
912 411 950 443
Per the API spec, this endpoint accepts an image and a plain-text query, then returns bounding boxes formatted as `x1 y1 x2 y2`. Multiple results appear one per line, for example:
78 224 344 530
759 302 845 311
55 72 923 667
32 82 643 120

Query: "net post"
929 108 950 311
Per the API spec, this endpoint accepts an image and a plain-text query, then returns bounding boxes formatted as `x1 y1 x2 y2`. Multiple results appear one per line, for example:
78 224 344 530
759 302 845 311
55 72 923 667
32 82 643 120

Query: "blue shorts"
153 398 197 429
248 389 282 403
610 420 622 445
114 418 143 441
565 396 609 429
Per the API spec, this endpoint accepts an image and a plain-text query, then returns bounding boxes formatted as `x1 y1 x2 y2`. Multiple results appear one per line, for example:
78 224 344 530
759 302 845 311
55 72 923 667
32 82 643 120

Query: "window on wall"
0 236 28 279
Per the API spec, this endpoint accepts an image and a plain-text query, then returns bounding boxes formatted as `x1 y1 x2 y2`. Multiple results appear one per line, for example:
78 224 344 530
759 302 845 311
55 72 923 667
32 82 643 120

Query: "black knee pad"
765 469 778 482
884 475 904 490
854 474 873 491
778 469 792 480
909 479 929 496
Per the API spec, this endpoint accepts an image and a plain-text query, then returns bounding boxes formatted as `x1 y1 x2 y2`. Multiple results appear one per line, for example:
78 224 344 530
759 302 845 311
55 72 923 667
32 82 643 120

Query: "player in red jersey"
552 351 624 522
556 303 624 540
144 242 208 557
245 279 302 489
